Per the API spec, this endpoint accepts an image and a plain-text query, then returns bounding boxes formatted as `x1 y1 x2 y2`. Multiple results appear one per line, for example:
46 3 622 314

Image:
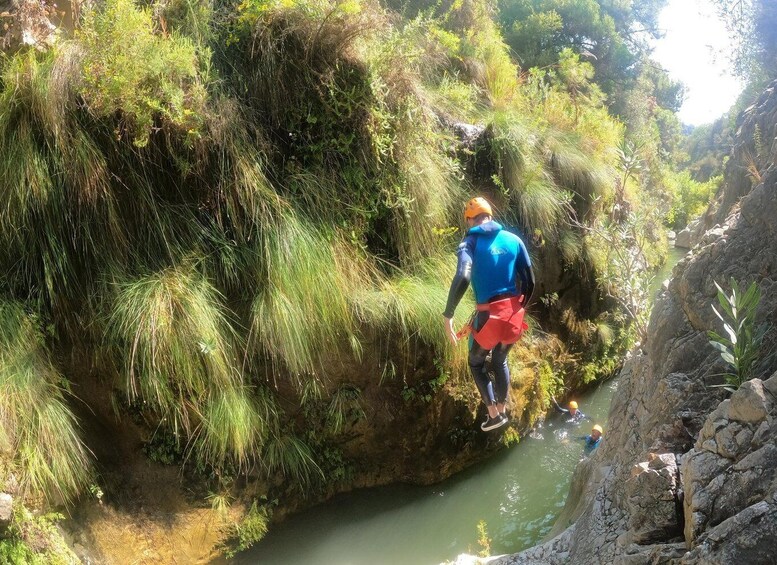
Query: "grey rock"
728 380 771 423
0 492 12 532
675 226 693 249
625 453 681 544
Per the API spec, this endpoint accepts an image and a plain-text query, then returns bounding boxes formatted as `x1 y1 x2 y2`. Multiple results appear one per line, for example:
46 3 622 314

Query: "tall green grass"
487 114 569 235
262 433 323 487
105 265 239 434
250 214 361 379
0 301 91 503
543 130 613 220
195 386 269 470
355 256 471 371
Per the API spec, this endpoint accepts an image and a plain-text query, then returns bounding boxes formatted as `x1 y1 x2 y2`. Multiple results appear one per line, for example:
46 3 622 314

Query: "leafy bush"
0 504 79 563
79 0 208 146
666 171 720 230
224 500 271 558
708 279 768 391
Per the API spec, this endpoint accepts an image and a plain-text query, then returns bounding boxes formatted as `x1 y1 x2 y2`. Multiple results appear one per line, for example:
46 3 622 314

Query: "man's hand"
444 316 457 345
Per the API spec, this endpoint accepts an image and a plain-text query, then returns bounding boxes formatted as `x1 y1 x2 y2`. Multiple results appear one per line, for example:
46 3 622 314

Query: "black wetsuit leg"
491 342 514 404
468 311 495 406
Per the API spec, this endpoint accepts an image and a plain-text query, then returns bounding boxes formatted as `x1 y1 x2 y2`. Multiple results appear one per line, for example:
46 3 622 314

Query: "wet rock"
0 492 12 534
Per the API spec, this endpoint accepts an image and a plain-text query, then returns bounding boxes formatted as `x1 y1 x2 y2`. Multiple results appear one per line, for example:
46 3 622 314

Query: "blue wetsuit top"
583 435 601 453
443 221 534 318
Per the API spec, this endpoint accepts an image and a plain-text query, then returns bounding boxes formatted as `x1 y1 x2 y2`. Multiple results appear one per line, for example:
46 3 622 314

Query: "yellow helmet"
569 401 578 410
464 197 493 220
592 424 603 434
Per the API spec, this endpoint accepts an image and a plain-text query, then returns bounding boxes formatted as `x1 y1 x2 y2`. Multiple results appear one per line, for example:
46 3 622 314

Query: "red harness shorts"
471 295 528 350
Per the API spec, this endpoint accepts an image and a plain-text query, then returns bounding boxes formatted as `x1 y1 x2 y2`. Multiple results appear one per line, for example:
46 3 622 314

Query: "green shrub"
666 171 720 230
708 279 768 391
78 0 208 146
224 500 271 558
0 503 79 563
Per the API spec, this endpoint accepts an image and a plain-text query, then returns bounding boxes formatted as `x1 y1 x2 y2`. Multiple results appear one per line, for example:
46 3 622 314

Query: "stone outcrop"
0 492 13 533
674 219 701 249
465 79 777 565
682 377 777 555
0 0 59 52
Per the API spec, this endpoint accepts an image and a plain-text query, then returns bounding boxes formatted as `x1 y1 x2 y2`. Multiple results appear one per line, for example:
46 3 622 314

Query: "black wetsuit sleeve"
443 238 473 318
516 264 535 305
551 396 567 414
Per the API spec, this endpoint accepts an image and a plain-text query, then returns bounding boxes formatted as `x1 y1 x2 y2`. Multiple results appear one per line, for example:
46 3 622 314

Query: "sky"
651 0 745 125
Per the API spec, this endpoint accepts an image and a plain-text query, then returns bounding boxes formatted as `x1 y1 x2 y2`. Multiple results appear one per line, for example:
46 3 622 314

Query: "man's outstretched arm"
443 239 473 343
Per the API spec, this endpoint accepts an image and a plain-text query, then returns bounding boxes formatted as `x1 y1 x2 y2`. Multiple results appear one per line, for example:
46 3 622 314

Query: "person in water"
443 197 535 432
551 396 588 423
578 424 603 454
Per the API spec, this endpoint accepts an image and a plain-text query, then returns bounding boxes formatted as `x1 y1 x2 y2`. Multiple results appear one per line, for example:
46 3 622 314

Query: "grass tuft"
262 432 323 487
250 214 360 379
106 265 240 434
0 301 92 503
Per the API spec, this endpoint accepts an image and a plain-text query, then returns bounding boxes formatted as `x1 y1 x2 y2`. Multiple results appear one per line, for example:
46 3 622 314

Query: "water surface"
238 380 616 565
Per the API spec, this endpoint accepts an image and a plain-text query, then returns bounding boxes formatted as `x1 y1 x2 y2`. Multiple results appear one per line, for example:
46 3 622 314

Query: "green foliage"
143 428 184 465
196 386 271 470
666 172 720 230
499 0 669 96
0 504 79 564
0 301 92 503
79 0 208 146
500 426 520 447
224 500 271 558
355 257 470 370
584 214 658 343
207 490 233 522
262 432 323 487
711 0 777 81
708 279 768 391
476 519 492 557
325 385 366 434
536 359 563 408
314 446 352 483
106 266 239 430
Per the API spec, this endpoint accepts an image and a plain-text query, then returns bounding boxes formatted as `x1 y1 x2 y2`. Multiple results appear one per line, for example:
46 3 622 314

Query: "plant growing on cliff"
0 301 92 503
223 500 271 558
708 279 767 391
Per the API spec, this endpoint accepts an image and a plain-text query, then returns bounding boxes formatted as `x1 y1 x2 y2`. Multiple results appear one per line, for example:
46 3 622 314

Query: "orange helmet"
464 197 493 220
569 401 578 410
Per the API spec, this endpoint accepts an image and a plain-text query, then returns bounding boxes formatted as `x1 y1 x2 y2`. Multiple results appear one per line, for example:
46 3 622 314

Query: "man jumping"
443 197 535 431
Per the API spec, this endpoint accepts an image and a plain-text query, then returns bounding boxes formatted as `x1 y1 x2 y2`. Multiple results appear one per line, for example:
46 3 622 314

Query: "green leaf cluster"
708 279 768 391
79 0 208 146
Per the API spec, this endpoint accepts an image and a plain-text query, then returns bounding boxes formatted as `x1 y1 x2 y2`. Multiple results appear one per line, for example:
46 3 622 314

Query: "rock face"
475 80 777 565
